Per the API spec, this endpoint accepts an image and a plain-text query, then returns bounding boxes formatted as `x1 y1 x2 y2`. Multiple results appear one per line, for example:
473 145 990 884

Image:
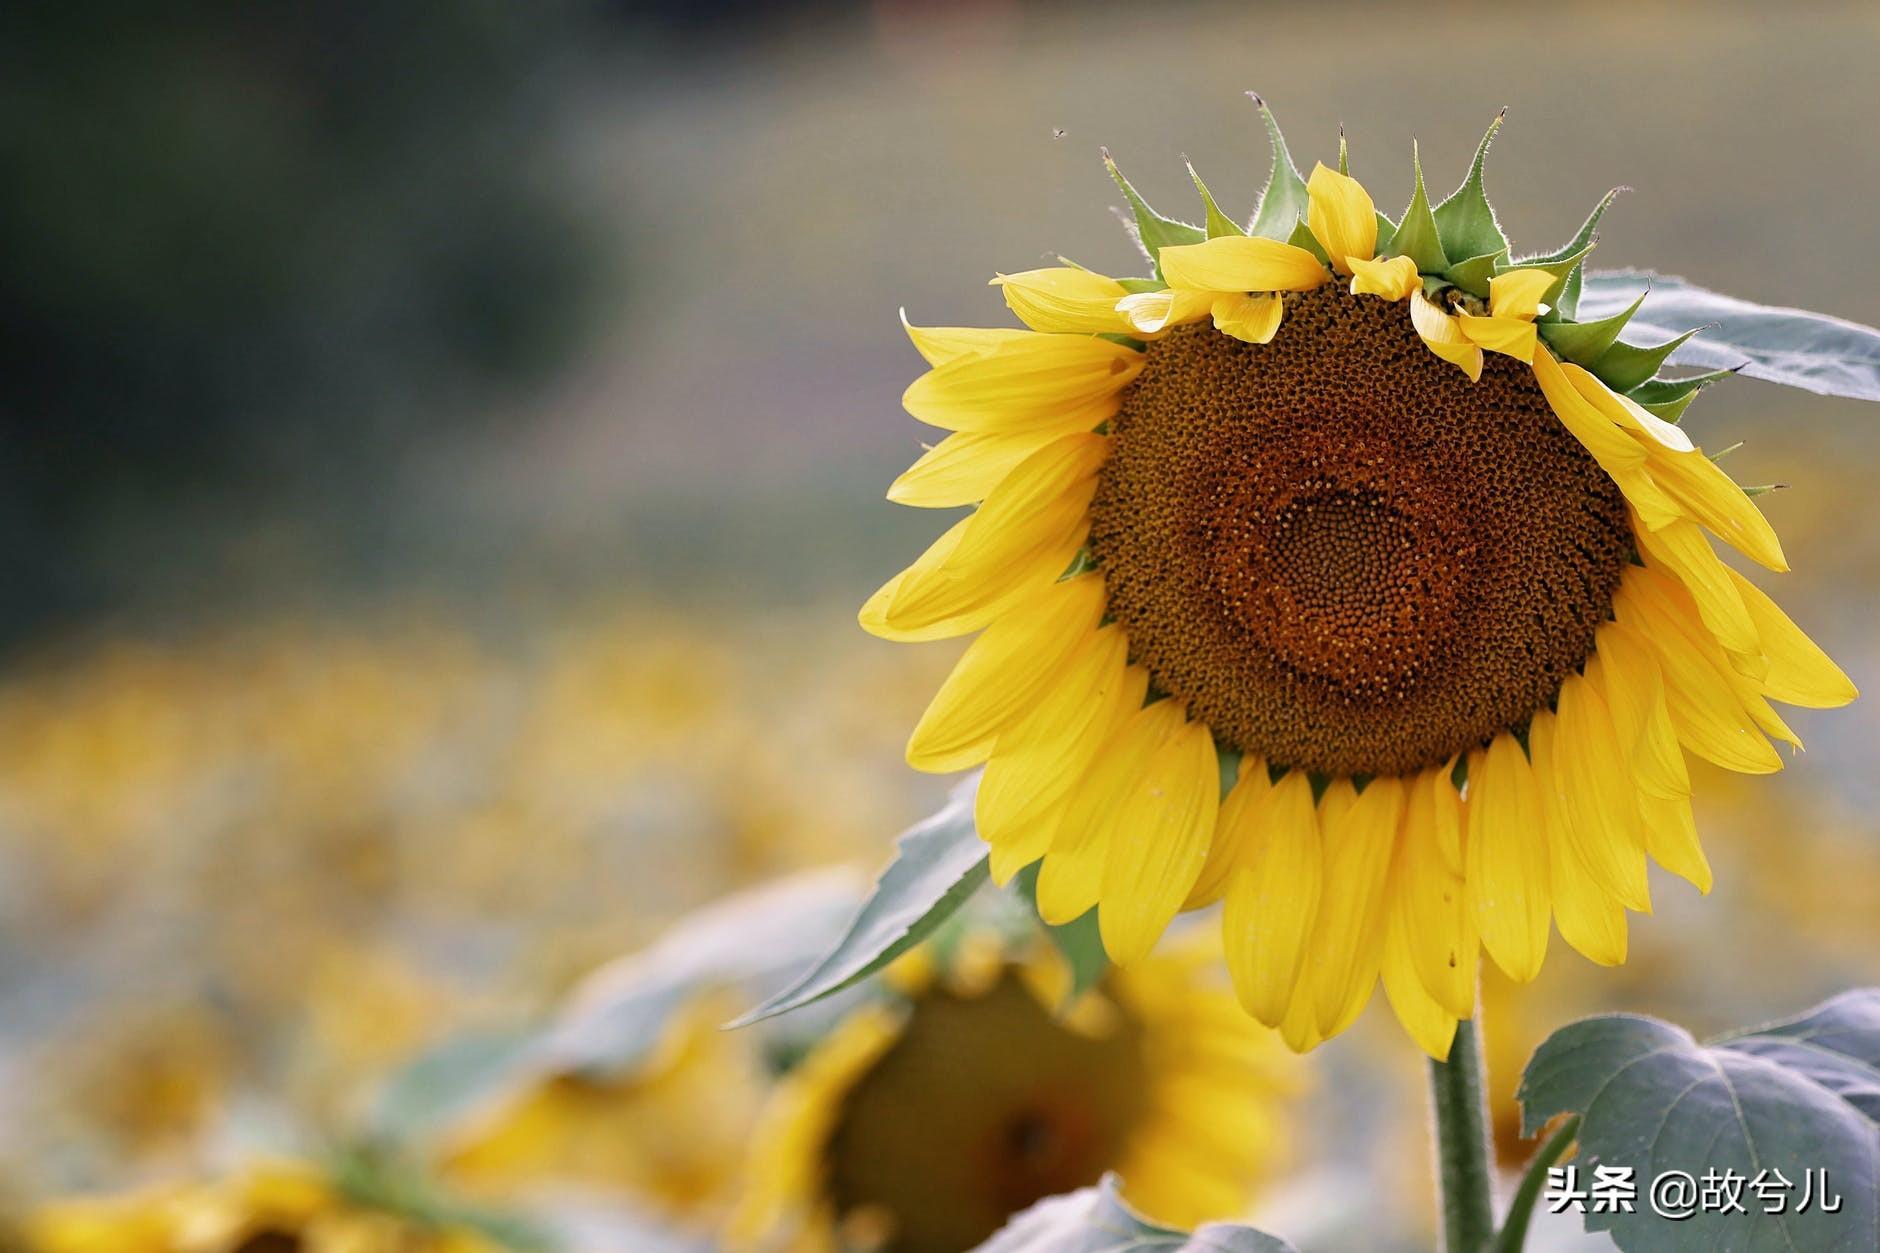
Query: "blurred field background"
3 0 1879 1246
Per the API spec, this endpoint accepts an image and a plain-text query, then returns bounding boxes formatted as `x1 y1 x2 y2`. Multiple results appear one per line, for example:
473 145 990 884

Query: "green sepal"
1628 366 1737 406
1741 483 1785 497
1635 392 1699 423
1444 248 1507 299
1104 148 1204 280
1186 159 1246 239
1287 217 1330 265
1116 276 1166 294
1247 92 1311 242
1374 211 1396 257
1592 327 1704 391
1498 242 1594 310
1337 127 1350 176
1529 186 1625 322
1539 288 1645 366
1433 110 1509 265
1391 141 1449 274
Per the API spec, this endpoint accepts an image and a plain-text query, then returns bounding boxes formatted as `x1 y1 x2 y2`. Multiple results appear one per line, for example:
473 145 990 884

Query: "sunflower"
26 1160 505 1253
725 932 1298 1252
862 103 1856 1059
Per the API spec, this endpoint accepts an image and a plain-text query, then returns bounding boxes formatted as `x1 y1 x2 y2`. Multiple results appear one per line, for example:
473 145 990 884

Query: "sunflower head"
725 930 1299 1252
865 100 1857 1058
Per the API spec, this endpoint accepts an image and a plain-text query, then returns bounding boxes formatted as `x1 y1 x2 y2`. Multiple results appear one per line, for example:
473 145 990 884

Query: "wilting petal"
1305 162 1377 276
1456 312 1537 363
1116 287 1216 335
1486 268 1555 321
1210 292 1285 344
1410 290 1483 382
1348 254 1419 301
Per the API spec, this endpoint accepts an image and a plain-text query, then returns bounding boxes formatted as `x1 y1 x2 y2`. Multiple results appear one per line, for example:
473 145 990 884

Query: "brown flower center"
1088 285 1631 777
823 976 1147 1253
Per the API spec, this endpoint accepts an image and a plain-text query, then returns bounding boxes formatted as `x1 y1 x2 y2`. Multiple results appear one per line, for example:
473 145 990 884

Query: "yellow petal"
1532 711 1629 966
1409 289 1483 382
860 516 1022 642
1158 235 1329 294
1395 769 1476 1019
905 575 1107 772
1587 624 1690 803
1530 346 1647 469
1348 255 1419 302
1466 733 1551 983
1222 771 1322 1026
977 626 1135 881
1549 675 1652 913
1562 361 1695 454
1116 287 1216 335
1432 761 1464 875
1727 568 1858 708
888 422 1094 509
1034 694 1175 925
1305 162 1377 276
1640 789 1712 895
1097 715 1220 964
1456 313 1537 363
902 335 1141 433
1642 441 1788 572
1307 776 1404 1038
1186 756 1267 909
991 267 1134 335
1381 901 1462 1060
901 313 1030 366
1209 291 1285 344
884 432 1106 630
1614 567 1783 774
1486 267 1556 322
1634 517 1764 669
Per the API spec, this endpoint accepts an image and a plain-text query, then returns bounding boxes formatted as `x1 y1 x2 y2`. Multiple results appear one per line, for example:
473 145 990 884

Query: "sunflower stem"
1428 1013 1497 1253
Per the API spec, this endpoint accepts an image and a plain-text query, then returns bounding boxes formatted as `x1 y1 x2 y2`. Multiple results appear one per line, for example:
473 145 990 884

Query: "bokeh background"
3 0 1878 1247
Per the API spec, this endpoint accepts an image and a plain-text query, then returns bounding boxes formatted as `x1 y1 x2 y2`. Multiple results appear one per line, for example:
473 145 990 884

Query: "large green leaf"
1579 269 1880 401
1519 988 1879 1252
974 1175 1299 1252
731 777 990 1025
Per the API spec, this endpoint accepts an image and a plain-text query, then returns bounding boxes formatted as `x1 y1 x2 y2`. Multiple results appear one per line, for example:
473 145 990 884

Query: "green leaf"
1433 110 1508 265
1391 141 1448 274
1286 217 1330 265
731 779 990 1026
1445 248 1507 299
1105 149 1204 279
1186 159 1245 239
1580 268 1880 402
974 1174 1299 1252
1540 289 1647 367
1528 186 1624 322
1011 863 1107 1005
1592 327 1703 392
1246 92 1310 243
1518 988 1880 1252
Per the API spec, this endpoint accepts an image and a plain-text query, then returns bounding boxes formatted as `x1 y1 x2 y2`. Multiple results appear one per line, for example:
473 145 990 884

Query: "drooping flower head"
726 931 1299 1251
864 101 1856 1058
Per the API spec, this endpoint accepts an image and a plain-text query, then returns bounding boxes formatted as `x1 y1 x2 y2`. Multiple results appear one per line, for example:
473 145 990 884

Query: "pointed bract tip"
1247 90 1266 107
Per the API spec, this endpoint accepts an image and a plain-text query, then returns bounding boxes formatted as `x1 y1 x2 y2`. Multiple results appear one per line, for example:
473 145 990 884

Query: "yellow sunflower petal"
1529 346 1647 468
1634 518 1763 667
1550 674 1652 913
1098 715 1220 964
1395 768 1476 1019
1466 732 1551 983
1305 162 1377 276
884 432 1107 630
1456 313 1538 363
1210 292 1285 344
991 267 1134 335
1726 568 1858 708
1486 268 1556 322
1186 756 1267 909
1381 901 1462 1060
902 335 1141 433
1034 694 1175 925
860 517 1022 642
1306 776 1403 1037
1586 624 1690 803
1562 361 1695 454
977 625 1134 881
905 575 1107 772
1431 761 1464 875
1222 771 1322 1027
1614 567 1783 774
1347 255 1419 302
1531 710 1629 966
1116 287 1216 335
1158 235 1329 295
1641 441 1788 572
901 313 1030 366
1409 289 1483 382
888 423 1094 508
